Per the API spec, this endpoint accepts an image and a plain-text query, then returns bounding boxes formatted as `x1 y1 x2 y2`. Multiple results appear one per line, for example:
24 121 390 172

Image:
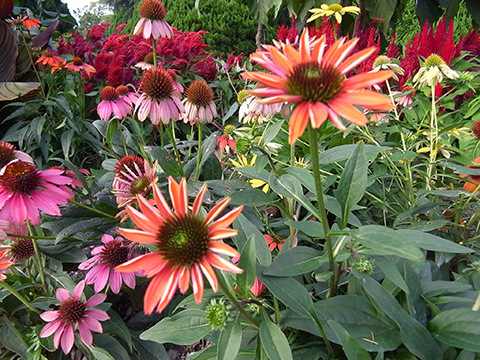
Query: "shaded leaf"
32 19 59 48
0 316 28 359
327 320 371 360
260 312 293 360
229 189 275 206
398 230 472 254
0 20 17 82
217 316 242 360
263 246 326 276
0 82 41 101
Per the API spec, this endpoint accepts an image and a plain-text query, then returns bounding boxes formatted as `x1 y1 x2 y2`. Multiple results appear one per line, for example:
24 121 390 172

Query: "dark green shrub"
160 0 265 55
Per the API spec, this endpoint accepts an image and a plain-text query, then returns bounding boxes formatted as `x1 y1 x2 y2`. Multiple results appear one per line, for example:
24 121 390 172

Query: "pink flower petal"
85 293 107 307
60 325 75 354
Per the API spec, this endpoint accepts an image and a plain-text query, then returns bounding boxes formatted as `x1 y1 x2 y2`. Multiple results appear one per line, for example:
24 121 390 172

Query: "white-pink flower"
134 0 173 39
97 86 132 121
39 280 110 354
79 234 136 293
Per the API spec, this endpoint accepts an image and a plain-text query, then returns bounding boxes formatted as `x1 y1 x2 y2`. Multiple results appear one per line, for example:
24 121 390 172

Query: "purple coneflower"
116 85 139 107
0 161 74 226
134 0 173 39
39 280 110 354
135 67 185 125
182 80 217 125
78 234 136 293
97 86 132 121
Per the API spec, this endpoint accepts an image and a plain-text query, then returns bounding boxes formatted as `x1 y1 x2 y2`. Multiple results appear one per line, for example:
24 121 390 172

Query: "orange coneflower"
35 51 65 68
6 15 41 30
460 157 480 193
0 250 14 281
242 30 395 144
115 177 243 314
65 57 96 77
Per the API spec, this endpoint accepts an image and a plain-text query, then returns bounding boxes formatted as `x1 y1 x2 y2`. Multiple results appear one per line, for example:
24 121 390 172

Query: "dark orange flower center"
72 57 83 66
0 161 40 194
139 0 167 20
58 298 86 325
102 241 131 268
9 238 35 262
140 68 174 101
43 51 54 58
114 155 144 179
144 53 155 64
100 86 119 101
156 214 209 266
0 142 16 169
285 61 344 103
186 80 214 107
116 85 129 96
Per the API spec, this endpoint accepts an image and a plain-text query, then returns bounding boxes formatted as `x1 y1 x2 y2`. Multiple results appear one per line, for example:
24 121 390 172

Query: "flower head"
238 90 283 125
217 134 235 153
35 51 65 68
264 234 285 251
6 15 41 30
39 280 110 354
115 177 243 314
135 0 173 39
471 120 480 141
307 4 360 24
135 52 156 71
182 80 217 125
372 55 404 81
0 250 14 281
392 85 415 108
116 85 139 107
413 53 459 87
8 238 34 262
460 158 480 193
136 68 185 125
66 57 96 77
97 86 132 121
0 142 33 169
79 234 136 293
112 155 158 207
243 30 394 144
0 161 74 225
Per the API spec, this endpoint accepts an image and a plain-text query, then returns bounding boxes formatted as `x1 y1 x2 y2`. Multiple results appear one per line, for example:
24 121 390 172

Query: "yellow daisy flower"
307 4 360 24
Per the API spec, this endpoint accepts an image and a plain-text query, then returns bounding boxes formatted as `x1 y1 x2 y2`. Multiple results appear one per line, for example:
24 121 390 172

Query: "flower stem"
152 38 157 68
67 198 117 219
218 277 260 328
194 123 203 180
0 281 41 314
426 85 437 190
168 121 184 176
307 125 336 296
26 222 47 292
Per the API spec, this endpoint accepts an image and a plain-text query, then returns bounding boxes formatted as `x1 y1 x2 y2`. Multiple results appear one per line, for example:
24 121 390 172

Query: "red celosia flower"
115 177 243 314
88 22 111 41
39 281 110 354
243 30 394 144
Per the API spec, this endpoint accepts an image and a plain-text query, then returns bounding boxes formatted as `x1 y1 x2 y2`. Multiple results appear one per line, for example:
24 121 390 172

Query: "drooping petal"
328 99 368 126
342 70 394 91
192 183 208 215
115 252 165 275
85 293 107 307
205 253 243 274
191 264 205 303
199 259 218 292
77 322 93 346
241 72 286 90
60 325 75 354
207 241 240 257
208 205 243 232
204 197 231 225
288 102 310 144
117 228 157 244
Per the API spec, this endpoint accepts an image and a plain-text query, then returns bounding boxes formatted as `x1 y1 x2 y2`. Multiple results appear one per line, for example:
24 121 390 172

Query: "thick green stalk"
194 123 203 180
426 85 437 190
26 222 47 292
307 125 336 296
0 281 41 314
168 121 184 176
152 38 157 67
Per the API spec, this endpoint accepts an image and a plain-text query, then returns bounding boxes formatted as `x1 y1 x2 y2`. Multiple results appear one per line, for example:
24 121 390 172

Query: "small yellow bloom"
307 4 360 24
230 155 257 168
250 179 269 193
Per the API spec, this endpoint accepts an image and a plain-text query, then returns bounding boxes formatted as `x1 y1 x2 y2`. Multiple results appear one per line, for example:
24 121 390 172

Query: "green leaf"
259 312 293 360
93 334 130 360
53 217 117 243
375 257 410 294
106 119 118 152
217 316 242 360
102 310 132 351
357 273 443 360
258 265 316 320
351 225 424 261
235 214 271 266
397 230 473 254
319 144 391 164
268 174 322 220
187 345 217 360
236 235 256 297
140 309 211 345
429 308 480 352
422 281 472 297
285 220 325 238
263 246 326 276
229 189 275 207
0 316 28 359
327 320 371 360
90 347 116 360
259 119 284 147
334 143 367 226
131 330 169 360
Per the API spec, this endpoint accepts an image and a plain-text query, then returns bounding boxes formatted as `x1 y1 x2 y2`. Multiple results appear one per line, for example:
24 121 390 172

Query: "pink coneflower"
39 280 110 354
182 80 217 125
97 86 132 121
116 85 139 107
242 30 394 144
0 250 14 281
0 161 74 226
393 85 415 108
135 52 156 71
66 57 96 77
0 141 33 169
0 220 28 242
135 0 173 39
35 51 65 68
78 234 136 294
115 177 243 314
112 155 158 207
135 67 185 125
